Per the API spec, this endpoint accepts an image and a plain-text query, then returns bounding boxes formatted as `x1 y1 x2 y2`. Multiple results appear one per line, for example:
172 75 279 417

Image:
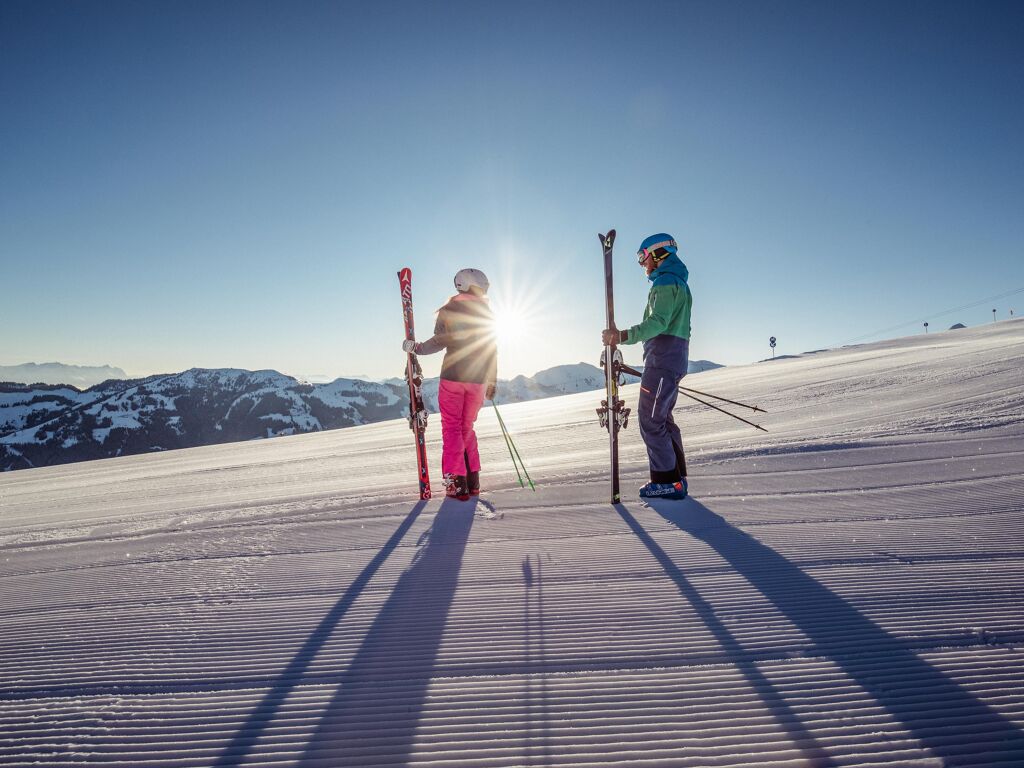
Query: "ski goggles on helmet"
637 238 677 264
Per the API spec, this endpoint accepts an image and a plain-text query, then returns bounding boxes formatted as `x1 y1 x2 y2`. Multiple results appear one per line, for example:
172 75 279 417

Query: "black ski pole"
618 362 766 431
678 389 768 432
679 386 766 413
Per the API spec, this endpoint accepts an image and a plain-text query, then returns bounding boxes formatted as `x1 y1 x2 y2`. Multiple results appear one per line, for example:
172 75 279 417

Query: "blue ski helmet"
637 233 678 263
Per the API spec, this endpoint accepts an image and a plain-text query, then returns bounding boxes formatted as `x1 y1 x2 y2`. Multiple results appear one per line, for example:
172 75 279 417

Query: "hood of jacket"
648 253 689 287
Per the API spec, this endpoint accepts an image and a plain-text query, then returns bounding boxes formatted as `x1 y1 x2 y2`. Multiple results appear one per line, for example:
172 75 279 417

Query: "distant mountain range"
0 362 128 389
0 359 721 472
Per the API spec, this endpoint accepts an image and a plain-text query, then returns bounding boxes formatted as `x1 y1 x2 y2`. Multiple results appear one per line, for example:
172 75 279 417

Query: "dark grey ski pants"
638 364 688 483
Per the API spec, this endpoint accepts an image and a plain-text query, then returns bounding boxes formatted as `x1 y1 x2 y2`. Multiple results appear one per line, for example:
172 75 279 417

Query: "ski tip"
598 229 616 245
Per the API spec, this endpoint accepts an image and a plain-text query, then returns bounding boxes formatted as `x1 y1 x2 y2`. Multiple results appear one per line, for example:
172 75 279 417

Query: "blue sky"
3 0 1023 381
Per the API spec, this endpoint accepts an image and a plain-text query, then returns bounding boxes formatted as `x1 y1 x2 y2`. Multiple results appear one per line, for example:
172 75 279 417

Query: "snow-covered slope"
1 320 1023 766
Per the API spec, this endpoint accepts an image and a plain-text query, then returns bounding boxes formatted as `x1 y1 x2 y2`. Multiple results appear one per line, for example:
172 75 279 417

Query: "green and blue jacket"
621 254 692 376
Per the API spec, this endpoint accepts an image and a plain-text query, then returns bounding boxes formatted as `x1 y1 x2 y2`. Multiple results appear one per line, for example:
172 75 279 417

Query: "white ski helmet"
454 268 490 295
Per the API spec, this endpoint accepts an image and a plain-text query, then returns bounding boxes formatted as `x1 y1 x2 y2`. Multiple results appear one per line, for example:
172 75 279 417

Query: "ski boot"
444 473 470 502
639 478 688 501
467 469 480 497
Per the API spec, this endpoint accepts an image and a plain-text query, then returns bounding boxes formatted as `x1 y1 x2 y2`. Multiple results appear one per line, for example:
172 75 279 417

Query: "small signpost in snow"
769 336 777 359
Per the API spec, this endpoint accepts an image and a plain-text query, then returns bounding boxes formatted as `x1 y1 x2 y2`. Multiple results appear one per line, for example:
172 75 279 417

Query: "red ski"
397 268 431 500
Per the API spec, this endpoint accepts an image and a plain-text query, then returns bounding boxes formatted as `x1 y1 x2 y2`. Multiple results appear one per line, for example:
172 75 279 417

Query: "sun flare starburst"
486 259 558 371
492 309 527 346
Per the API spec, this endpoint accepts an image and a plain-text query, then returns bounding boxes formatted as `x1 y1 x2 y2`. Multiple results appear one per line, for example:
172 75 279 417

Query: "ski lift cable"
834 285 1024 347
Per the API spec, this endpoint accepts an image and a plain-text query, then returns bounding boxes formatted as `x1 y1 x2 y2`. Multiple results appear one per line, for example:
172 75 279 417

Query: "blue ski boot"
639 478 688 501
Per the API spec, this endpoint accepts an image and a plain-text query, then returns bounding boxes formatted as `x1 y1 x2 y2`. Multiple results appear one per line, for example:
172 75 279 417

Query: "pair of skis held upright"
598 229 767 503
397 268 533 502
398 268 432 499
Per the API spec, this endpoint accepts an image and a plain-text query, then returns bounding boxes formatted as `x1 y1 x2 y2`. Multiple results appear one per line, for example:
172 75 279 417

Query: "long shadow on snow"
522 555 552 766
295 497 476 766
212 500 428 767
644 498 1024 764
614 503 837 767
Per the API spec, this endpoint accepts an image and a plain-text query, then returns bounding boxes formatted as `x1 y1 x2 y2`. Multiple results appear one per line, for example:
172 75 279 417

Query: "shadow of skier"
522 554 552 766
644 497 1024 765
614 502 837 768
295 497 476 766
211 499 428 767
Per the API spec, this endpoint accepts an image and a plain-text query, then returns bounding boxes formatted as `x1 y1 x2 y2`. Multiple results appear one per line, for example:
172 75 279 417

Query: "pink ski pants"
437 379 487 477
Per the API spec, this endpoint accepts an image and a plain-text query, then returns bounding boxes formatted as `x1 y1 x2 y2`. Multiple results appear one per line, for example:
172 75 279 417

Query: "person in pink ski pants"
402 268 497 500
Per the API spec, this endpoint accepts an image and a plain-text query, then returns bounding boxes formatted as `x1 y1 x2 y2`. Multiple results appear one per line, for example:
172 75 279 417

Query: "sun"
490 284 546 353
492 309 526 346
484 242 563 373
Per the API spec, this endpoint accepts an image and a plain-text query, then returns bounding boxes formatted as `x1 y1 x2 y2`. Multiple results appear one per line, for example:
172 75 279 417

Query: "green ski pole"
492 401 536 491
493 401 524 487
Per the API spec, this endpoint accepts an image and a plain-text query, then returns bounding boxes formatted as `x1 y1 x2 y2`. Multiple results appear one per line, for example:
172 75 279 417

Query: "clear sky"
3 0 1023 382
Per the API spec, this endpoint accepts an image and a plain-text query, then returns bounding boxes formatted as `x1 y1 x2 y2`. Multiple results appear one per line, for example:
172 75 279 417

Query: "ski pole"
494 402 535 490
493 401 524 488
678 389 768 432
492 401 536 491
617 362 767 429
679 386 766 413
506 428 536 491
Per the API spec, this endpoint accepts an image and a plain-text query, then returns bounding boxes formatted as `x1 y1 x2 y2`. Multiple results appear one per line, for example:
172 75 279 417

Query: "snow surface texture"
1 320 1023 767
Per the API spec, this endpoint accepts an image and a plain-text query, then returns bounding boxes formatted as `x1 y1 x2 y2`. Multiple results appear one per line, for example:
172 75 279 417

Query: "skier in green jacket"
602 233 692 500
